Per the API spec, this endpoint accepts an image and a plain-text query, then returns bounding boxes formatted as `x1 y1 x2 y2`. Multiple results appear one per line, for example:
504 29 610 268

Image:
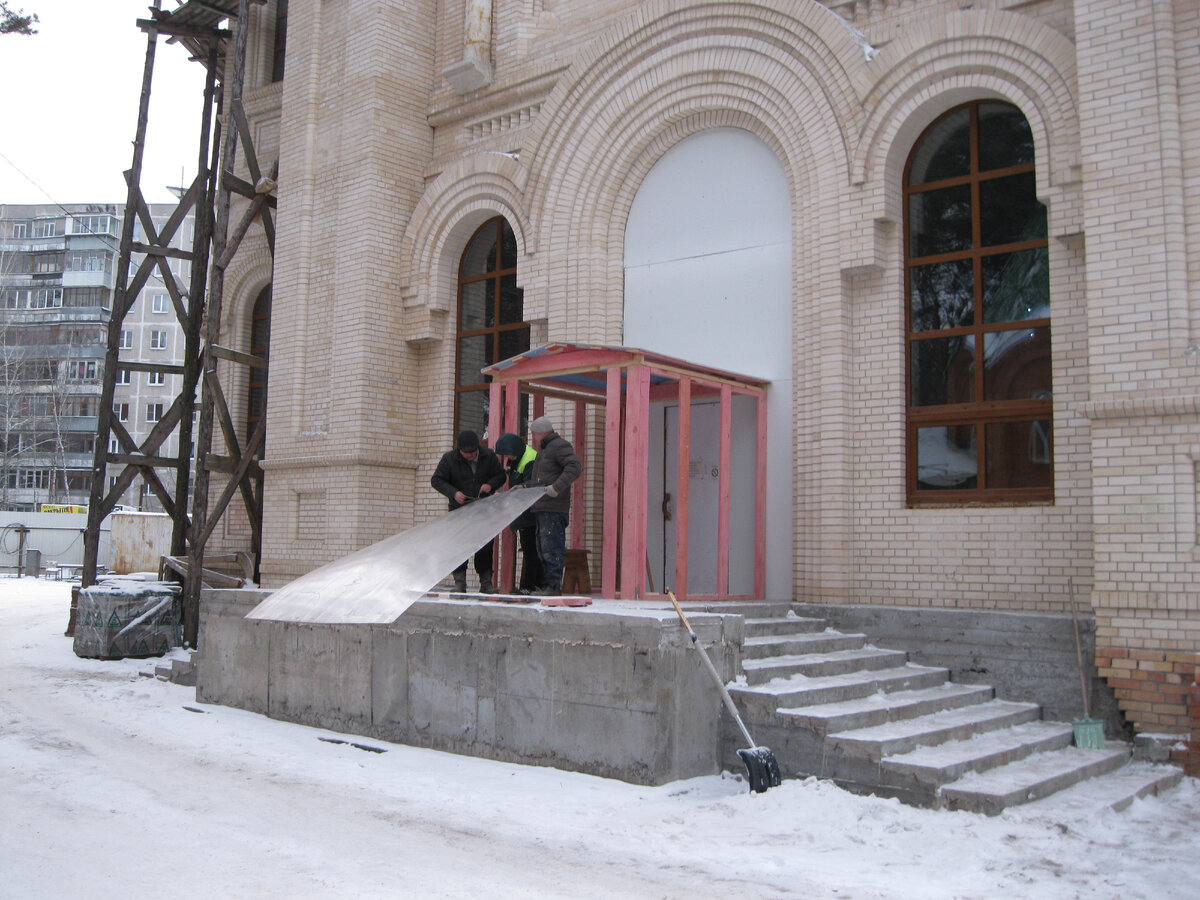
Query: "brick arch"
399 155 530 317
220 240 274 445
852 11 1079 223
519 1 868 338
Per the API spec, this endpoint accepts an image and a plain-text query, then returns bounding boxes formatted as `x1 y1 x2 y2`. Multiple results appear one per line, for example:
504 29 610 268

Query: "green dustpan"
1073 716 1105 749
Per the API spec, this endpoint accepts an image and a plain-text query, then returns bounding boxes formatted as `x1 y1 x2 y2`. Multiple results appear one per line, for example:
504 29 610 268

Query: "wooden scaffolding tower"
82 0 275 647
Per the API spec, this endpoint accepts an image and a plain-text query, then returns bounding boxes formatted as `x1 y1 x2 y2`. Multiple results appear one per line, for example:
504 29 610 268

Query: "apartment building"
0 201 194 511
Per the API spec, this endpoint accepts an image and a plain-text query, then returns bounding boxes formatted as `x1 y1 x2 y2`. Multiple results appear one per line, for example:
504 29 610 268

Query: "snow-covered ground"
2 577 1196 899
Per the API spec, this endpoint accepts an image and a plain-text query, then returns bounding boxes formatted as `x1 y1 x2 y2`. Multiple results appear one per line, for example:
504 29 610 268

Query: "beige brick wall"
227 0 1199 742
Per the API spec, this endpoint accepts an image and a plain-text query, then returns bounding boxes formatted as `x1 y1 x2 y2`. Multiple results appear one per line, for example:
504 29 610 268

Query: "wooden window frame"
904 101 1053 506
453 217 529 441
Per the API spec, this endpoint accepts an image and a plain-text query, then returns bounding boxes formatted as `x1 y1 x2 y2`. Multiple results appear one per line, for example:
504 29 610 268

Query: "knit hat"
530 416 553 435
457 430 480 452
493 432 525 457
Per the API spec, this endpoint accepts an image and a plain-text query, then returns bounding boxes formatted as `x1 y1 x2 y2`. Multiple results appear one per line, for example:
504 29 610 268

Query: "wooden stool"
561 548 592 594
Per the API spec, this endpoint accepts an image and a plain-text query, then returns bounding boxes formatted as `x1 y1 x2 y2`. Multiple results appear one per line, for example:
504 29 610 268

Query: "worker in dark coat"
494 432 543 593
430 430 506 593
526 417 582 595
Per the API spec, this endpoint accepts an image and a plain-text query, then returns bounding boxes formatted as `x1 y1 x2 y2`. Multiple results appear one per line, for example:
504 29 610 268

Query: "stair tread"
744 616 825 627
830 698 1040 742
732 663 947 695
744 631 864 646
939 745 1130 801
1017 760 1183 816
780 682 991 720
742 646 905 671
884 721 1074 771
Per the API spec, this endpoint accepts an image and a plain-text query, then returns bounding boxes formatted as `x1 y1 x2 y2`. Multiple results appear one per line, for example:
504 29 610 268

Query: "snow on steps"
714 602 1181 815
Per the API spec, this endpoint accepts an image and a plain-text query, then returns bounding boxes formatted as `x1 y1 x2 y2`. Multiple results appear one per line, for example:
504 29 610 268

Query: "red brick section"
1096 647 1200 774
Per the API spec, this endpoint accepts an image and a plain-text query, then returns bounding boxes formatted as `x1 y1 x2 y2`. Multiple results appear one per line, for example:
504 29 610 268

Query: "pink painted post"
571 400 586 548
620 364 650 599
488 380 506 589
533 393 545 423
755 390 768 599
717 384 732 598
674 377 691 599
602 367 622 597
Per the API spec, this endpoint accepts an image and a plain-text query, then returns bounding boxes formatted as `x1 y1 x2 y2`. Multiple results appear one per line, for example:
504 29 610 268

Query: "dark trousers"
453 542 494 581
535 512 568 591
516 524 543 591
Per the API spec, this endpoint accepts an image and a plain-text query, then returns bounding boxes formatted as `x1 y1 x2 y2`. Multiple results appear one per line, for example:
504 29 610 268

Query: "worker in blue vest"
494 432 543 593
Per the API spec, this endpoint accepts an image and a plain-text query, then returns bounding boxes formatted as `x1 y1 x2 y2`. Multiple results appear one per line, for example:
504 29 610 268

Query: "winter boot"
479 572 497 594
452 573 467 593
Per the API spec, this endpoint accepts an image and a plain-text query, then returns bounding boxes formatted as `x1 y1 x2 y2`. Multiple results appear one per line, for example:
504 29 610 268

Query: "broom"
1069 578 1105 749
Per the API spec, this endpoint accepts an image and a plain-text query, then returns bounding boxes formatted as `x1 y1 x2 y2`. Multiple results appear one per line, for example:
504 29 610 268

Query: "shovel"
668 589 781 793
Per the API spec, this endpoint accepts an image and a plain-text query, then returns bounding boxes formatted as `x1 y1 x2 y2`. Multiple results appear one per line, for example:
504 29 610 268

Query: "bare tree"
0 2 38 36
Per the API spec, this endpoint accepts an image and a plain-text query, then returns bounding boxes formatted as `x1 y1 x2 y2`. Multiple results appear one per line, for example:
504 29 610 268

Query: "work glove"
545 486 558 498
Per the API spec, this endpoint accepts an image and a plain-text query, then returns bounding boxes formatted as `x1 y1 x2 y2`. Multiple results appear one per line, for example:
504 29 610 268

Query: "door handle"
662 492 672 521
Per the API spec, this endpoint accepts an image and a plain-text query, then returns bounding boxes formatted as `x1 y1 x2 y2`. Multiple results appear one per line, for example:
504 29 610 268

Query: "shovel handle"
666 589 695 637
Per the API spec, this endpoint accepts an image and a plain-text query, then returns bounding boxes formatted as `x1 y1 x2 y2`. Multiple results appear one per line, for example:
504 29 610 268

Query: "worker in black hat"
430 430 506 593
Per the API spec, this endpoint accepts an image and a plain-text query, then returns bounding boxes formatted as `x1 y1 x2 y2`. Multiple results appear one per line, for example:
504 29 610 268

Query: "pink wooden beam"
755 391 767 599
572 399 586 548
674 376 691 599
602 367 622 598
717 383 732 599
620 364 650 599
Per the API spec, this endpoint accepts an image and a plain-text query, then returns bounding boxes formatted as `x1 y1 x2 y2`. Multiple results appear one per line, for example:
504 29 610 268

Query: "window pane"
497 325 530 363
460 280 494 330
456 388 488 439
457 334 492 386
908 106 970 184
982 327 1051 402
910 260 973 332
979 173 1046 246
910 334 975 406
461 223 497 277
917 425 977 490
982 248 1049 324
985 420 1052 489
498 274 523 325
500 220 517 270
978 102 1035 171
908 184 972 257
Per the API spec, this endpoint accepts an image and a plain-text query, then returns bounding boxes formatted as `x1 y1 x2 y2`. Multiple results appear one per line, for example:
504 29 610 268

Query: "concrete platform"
195 589 739 786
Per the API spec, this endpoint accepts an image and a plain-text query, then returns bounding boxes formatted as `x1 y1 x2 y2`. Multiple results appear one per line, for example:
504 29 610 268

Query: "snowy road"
2 578 1196 899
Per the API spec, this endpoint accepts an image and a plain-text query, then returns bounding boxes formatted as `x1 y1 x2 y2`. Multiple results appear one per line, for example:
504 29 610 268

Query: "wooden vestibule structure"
483 345 769 601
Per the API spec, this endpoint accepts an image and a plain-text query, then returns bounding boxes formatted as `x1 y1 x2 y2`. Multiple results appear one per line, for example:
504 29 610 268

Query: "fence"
0 512 110 576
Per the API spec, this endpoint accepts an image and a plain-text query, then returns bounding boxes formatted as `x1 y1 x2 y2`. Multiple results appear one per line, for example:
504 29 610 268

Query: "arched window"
247 285 270 440
455 217 528 439
905 101 1052 504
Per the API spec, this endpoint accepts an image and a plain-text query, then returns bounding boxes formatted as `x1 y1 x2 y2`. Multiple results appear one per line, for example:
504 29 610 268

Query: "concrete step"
1018 760 1183 816
742 647 910 684
704 601 793 618
828 699 1042 761
938 745 1132 815
882 720 1075 789
743 616 826 637
742 631 866 660
780 683 995 735
729 664 949 716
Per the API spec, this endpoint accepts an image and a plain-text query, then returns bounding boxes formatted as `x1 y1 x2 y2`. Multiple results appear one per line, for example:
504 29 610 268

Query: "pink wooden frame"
481 345 769 601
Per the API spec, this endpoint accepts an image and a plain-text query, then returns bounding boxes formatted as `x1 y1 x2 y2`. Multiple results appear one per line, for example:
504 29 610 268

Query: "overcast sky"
0 1 208 208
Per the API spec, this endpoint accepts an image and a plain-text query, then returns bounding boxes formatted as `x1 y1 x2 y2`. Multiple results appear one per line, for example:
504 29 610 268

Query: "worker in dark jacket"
430 430 506 593
494 432 542 593
527 417 582 595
